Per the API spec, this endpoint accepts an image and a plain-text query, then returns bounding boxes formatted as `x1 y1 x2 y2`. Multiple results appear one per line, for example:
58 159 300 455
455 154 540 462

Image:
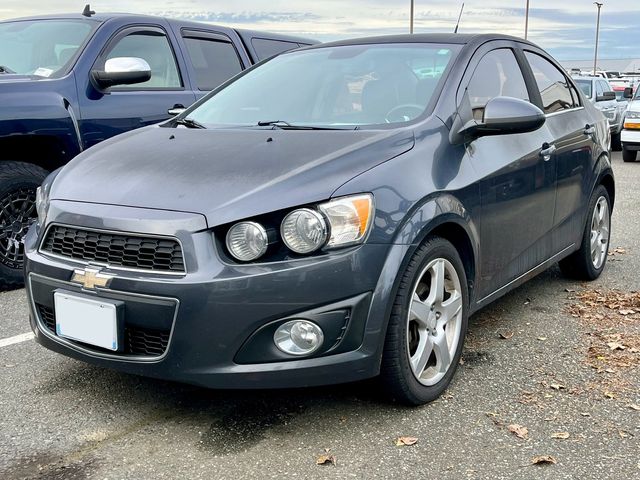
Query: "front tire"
0 161 48 289
380 236 469 406
559 185 611 280
622 147 637 162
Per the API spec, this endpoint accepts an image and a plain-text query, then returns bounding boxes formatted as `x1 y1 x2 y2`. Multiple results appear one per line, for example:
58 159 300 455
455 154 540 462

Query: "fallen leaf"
549 383 566 391
607 342 626 351
537 337 547 341
524 298 531 305
618 309 635 316
395 436 418 446
627 404 640 411
580 412 591 417
316 449 336 466
507 424 528 440
498 331 514 340
532 455 557 465
604 391 616 399
551 432 570 439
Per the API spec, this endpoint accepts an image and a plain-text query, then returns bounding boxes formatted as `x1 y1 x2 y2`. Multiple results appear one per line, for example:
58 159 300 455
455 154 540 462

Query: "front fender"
0 83 82 165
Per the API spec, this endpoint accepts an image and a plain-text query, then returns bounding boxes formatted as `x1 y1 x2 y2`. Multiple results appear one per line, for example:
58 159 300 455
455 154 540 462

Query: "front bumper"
24 200 398 389
621 128 640 149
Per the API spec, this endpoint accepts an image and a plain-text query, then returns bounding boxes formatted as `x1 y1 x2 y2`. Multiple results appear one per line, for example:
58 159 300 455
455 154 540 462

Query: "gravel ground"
0 152 638 480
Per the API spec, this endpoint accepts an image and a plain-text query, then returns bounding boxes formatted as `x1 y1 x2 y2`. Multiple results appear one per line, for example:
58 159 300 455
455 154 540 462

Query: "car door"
77 25 197 148
461 46 557 299
522 51 595 253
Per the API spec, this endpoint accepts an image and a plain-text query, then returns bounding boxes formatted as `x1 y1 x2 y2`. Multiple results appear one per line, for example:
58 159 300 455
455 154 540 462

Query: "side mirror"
458 97 545 140
624 87 634 99
596 91 616 102
91 57 151 89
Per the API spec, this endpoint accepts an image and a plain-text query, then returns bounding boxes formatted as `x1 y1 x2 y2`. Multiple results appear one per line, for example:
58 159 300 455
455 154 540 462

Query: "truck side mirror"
91 57 151 89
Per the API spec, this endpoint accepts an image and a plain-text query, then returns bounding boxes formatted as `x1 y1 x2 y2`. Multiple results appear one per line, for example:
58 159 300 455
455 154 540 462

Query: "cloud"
0 1 639 60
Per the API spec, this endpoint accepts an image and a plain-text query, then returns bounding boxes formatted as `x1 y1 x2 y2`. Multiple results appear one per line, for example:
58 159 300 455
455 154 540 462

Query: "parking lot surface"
1 152 638 479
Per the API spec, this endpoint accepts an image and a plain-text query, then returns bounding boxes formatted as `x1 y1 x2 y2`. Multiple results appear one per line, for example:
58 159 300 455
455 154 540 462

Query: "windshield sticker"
33 67 54 77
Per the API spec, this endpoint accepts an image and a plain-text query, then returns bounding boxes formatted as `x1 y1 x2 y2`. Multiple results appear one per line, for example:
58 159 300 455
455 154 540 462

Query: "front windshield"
187 43 460 128
575 79 592 98
0 20 95 77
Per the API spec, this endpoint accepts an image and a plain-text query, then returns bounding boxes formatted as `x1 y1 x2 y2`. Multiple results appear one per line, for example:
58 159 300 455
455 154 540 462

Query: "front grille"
38 304 56 333
41 225 185 273
36 303 170 357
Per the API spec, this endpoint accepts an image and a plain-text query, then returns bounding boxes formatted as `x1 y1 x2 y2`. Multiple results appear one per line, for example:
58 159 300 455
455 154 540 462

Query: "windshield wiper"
175 117 207 129
256 120 352 130
0 65 16 74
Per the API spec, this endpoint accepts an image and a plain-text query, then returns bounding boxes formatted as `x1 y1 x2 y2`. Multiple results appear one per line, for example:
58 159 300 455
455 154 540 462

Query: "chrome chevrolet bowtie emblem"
71 267 114 290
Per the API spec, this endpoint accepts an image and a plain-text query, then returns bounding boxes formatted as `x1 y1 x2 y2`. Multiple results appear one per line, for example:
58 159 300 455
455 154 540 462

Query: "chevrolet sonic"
24 34 614 405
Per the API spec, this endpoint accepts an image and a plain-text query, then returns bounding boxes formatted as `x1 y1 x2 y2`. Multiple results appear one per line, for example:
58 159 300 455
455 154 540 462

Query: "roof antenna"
82 4 95 17
454 3 465 33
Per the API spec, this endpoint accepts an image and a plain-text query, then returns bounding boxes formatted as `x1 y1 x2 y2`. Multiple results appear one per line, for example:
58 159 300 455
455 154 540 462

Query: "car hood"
53 125 415 227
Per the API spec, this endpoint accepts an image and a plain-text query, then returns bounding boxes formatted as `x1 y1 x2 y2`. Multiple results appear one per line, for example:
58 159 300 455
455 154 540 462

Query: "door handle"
584 124 596 135
540 143 556 162
168 104 186 116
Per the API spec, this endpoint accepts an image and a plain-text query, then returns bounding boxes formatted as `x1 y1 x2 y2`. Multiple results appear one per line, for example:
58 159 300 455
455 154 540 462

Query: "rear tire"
622 147 637 162
380 236 469 406
559 185 611 281
0 161 48 290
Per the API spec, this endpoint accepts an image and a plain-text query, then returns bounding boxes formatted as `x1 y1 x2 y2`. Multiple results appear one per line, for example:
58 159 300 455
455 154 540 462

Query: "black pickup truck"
0 7 315 287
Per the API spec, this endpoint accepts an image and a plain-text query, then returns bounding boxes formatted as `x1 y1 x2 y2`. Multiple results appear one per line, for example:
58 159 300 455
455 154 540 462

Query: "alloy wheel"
0 187 36 269
406 258 463 386
590 196 610 270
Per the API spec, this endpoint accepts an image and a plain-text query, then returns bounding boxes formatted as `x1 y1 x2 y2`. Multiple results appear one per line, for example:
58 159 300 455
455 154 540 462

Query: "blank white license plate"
54 292 121 351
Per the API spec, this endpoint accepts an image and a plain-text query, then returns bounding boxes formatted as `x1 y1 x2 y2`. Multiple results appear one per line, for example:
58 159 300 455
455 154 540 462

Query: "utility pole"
593 2 603 75
410 0 414 34
525 0 530 39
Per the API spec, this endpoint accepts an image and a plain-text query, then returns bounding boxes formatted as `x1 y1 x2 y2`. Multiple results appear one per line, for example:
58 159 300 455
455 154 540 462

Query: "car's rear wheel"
622 147 637 162
0 161 48 289
380 236 468 405
559 185 611 280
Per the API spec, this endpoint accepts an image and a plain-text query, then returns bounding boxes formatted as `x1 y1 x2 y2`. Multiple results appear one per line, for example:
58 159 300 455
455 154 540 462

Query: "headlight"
225 221 268 261
281 208 328 254
35 186 48 226
319 193 374 249
625 111 640 119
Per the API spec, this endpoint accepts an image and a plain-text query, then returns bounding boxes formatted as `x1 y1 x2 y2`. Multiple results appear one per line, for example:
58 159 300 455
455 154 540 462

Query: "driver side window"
105 29 182 89
467 49 530 121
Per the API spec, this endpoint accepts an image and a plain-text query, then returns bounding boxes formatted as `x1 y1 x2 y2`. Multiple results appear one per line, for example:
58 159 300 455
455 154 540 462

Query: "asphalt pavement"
0 152 638 479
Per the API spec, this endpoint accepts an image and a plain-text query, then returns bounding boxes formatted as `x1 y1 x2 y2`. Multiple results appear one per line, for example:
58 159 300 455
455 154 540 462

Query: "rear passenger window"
251 38 300 60
183 36 243 90
467 49 529 121
525 52 577 113
595 80 604 97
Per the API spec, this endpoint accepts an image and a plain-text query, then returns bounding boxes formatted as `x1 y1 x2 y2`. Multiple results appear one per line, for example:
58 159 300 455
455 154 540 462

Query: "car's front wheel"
559 184 611 280
0 161 48 289
380 236 469 405
622 147 637 162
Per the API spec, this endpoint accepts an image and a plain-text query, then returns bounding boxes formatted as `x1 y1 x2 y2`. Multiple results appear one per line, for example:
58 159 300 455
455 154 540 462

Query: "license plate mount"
53 290 124 351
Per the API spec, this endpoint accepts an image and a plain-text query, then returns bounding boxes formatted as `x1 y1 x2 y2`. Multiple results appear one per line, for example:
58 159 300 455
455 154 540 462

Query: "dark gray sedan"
25 33 613 405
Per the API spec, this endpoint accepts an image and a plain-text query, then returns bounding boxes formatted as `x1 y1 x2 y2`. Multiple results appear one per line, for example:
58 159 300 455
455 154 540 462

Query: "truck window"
183 36 243 90
105 30 181 88
251 38 301 60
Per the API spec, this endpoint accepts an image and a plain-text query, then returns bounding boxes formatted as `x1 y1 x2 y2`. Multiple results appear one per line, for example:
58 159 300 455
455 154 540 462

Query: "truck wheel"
0 162 49 289
622 147 637 162
559 185 611 280
611 133 621 152
380 236 468 405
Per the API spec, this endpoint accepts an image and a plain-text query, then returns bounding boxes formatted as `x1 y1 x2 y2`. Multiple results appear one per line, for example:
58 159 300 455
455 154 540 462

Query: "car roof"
307 32 535 48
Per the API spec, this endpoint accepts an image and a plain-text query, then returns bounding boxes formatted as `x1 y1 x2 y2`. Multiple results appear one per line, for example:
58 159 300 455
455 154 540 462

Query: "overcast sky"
1 1 638 60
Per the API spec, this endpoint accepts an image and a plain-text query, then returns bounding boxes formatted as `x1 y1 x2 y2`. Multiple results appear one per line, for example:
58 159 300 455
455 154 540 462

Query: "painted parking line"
0 332 34 348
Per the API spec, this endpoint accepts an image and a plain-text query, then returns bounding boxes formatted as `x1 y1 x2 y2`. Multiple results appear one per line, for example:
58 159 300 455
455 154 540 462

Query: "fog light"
274 320 324 356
